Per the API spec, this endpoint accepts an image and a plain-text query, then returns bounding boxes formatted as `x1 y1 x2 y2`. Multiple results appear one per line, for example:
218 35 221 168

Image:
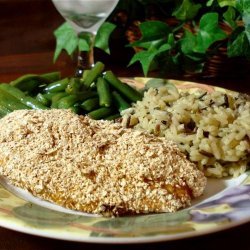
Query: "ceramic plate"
0 78 249 244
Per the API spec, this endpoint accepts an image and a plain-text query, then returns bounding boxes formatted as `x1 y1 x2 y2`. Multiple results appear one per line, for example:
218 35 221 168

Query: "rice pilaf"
122 82 250 178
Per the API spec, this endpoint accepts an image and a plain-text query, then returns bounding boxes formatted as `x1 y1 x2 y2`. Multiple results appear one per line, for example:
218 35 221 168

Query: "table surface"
0 1 249 249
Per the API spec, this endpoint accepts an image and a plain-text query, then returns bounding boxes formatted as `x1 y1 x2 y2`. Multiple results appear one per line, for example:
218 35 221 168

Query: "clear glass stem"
77 47 94 70
77 32 95 70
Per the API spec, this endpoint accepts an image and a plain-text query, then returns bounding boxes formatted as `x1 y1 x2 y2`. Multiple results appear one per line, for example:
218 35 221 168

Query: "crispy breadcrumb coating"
0 110 206 216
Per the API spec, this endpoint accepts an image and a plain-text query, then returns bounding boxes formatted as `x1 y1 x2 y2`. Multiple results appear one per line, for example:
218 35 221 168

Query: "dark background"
0 0 62 56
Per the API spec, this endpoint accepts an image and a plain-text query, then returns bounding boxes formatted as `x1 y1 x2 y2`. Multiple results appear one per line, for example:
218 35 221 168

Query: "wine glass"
51 0 119 70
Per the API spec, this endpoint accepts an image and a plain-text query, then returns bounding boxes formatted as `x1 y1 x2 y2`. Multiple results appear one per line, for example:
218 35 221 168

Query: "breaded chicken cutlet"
0 110 206 216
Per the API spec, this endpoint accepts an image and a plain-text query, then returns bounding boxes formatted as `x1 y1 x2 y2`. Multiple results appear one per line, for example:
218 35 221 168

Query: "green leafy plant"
53 22 116 62
54 0 250 76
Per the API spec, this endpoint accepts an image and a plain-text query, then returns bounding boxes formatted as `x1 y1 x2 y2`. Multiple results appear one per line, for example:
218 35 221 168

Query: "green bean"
88 107 113 120
54 91 97 108
0 104 12 117
36 93 51 107
0 110 6 118
104 71 142 103
83 61 105 88
81 69 90 83
112 91 131 112
96 77 112 107
81 97 99 111
0 111 6 118
75 91 98 102
41 72 61 82
105 113 121 121
22 97 48 110
10 74 51 93
44 78 69 93
0 99 12 113
69 103 82 114
57 95 79 109
58 91 97 109
51 92 68 108
0 89 30 111
65 78 83 94
0 84 47 110
43 93 56 101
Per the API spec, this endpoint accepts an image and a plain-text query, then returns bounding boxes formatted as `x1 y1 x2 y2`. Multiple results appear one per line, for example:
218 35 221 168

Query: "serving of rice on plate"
121 79 250 178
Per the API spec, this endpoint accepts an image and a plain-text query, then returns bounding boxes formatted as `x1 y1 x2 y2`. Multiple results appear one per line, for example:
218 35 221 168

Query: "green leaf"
53 22 79 62
167 33 175 47
228 28 250 58
181 30 197 55
207 0 236 7
180 31 205 61
129 37 167 50
158 43 172 53
195 13 227 53
181 13 227 58
245 24 250 43
129 43 171 75
236 0 250 13
78 33 92 52
94 22 116 54
53 21 116 61
133 21 170 45
217 0 236 7
129 50 155 76
223 7 237 28
235 0 250 44
207 0 215 6
172 0 202 21
243 10 250 42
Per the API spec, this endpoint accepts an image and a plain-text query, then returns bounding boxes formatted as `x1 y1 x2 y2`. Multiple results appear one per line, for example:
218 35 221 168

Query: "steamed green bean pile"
0 62 143 120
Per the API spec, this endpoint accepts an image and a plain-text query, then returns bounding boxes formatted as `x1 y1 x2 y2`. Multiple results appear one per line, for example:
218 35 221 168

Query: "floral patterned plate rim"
0 78 249 244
